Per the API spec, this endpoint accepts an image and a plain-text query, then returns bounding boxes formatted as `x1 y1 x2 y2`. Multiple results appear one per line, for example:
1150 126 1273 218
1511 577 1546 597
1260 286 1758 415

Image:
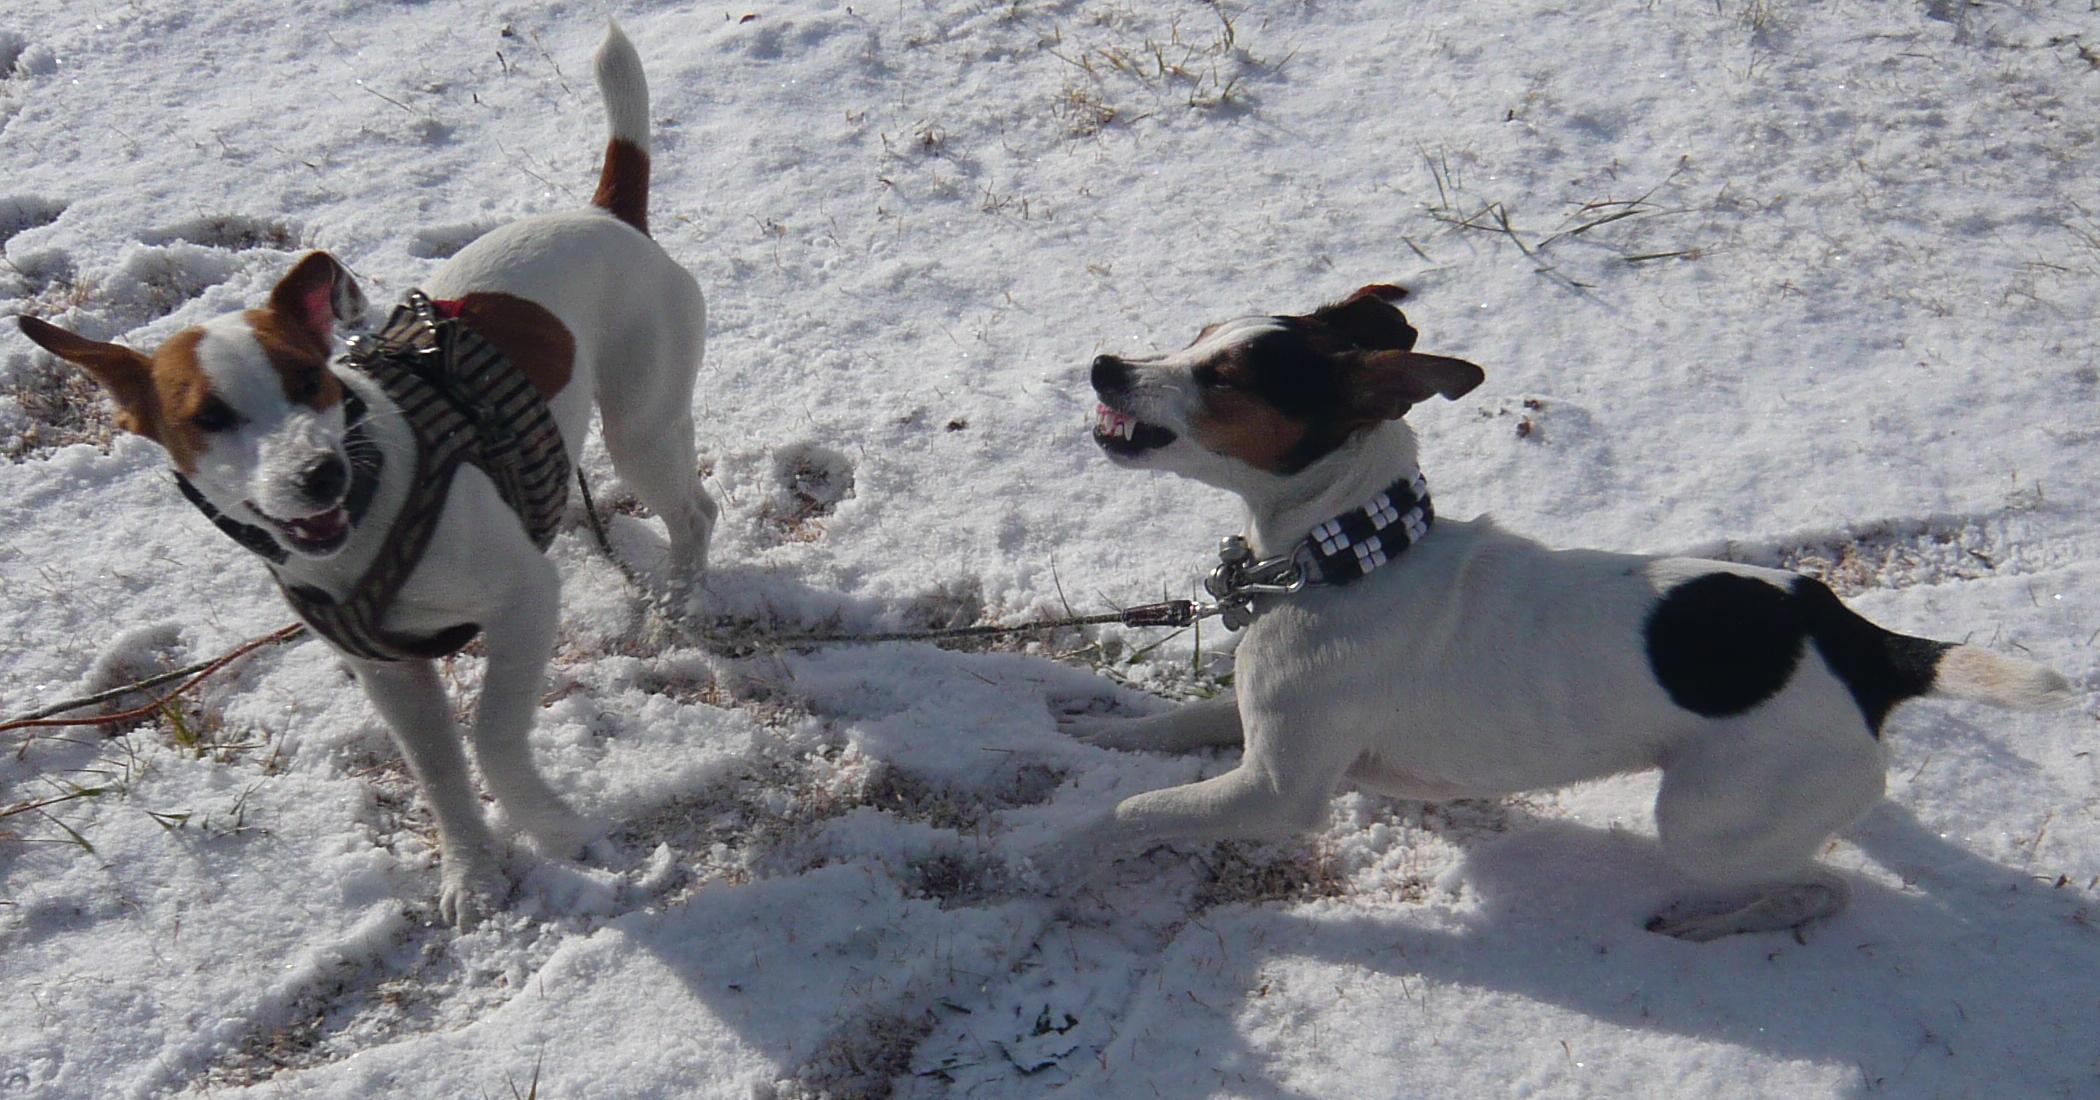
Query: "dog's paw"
521 810 611 862
664 542 710 587
1646 877 1847 943
438 852 512 929
1057 712 1146 751
1644 909 1734 942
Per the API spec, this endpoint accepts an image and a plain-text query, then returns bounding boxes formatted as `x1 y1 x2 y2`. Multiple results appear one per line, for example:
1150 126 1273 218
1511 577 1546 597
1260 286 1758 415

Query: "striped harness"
177 291 570 661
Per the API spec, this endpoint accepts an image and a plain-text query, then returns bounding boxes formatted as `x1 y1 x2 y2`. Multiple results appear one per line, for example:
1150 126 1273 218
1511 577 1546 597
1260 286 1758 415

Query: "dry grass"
778 1010 937 1100
1038 0 1286 134
1191 838 1346 910
4 342 116 461
1722 512 2038 597
143 214 299 252
1052 80 1117 137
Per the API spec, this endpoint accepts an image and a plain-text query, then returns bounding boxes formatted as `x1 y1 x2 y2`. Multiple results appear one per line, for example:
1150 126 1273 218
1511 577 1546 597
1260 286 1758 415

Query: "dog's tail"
1927 644 2076 710
1794 578 2073 725
590 20 651 237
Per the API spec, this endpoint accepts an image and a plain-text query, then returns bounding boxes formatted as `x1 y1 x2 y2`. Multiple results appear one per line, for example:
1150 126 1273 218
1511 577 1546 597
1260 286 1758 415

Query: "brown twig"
1 624 306 734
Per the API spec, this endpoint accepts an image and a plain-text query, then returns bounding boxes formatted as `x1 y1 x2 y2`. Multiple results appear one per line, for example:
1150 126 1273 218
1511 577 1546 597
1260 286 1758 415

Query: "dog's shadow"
1129 801 2100 1098
576 514 1009 656
589 790 2097 1096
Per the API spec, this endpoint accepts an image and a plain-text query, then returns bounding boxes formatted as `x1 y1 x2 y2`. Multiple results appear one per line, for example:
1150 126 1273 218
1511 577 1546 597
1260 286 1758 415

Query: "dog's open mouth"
1093 404 1177 457
254 504 352 555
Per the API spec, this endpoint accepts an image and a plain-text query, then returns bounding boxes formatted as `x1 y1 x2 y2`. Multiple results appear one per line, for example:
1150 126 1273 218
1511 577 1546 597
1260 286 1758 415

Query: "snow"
3 1 2097 1097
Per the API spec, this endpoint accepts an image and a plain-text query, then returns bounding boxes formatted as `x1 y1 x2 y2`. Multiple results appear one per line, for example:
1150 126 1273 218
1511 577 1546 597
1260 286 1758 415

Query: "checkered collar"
1298 471 1433 586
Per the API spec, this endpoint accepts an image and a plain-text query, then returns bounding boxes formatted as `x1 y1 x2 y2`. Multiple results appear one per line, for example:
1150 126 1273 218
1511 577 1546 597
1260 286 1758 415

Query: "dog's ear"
16 316 163 439
1308 285 1418 352
267 252 365 345
1347 349 1484 421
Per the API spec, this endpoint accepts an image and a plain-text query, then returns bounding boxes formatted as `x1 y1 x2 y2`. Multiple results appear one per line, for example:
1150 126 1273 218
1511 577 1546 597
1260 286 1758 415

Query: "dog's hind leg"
1063 694 1243 752
352 657 509 927
468 552 603 859
601 402 715 578
1647 720 1885 941
596 282 716 579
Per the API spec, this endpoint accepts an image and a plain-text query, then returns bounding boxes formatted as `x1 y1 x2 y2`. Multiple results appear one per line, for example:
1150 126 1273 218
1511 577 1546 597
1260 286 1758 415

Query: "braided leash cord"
765 601 1206 647
572 470 1212 651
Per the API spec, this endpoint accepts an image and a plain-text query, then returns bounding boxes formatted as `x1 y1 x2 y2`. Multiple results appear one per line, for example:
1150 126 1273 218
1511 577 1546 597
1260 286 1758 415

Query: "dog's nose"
298 453 349 503
1091 354 1132 395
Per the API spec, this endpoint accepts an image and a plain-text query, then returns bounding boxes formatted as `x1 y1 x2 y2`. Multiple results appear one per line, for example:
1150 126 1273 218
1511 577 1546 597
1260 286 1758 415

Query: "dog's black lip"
1091 401 1178 456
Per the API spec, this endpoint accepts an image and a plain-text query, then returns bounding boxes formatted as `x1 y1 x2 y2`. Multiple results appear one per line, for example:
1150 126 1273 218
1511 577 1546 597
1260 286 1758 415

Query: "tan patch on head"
243 309 344 411
1188 388 1311 473
450 292 575 399
18 317 232 475
139 329 215 474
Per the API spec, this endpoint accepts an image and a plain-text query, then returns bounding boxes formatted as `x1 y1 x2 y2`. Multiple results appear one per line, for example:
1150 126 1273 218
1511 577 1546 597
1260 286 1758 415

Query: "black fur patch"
1191 293 1459 473
1643 571 1950 734
1229 321 1393 473
1308 291 1420 352
1789 576 1950 733
1645 573 1806 718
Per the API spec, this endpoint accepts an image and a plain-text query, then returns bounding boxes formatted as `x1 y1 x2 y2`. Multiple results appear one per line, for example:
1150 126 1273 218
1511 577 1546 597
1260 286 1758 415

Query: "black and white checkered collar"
1298 471 1433 586
1205 471 1433 630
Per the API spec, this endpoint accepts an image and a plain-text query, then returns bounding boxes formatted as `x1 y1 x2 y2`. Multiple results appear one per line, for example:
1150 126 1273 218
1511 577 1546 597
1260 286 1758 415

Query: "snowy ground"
4 1 2098 1096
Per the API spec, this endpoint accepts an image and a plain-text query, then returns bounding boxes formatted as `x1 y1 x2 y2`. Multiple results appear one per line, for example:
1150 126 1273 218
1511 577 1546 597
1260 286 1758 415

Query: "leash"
764 598 1212 647
573 466 1223 650
0 564 1212 737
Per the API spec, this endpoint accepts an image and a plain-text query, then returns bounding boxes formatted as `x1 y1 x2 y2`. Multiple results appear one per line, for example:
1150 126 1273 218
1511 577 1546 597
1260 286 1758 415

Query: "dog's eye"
1193 365 1232 390
190 396 242 433
285 372 321 404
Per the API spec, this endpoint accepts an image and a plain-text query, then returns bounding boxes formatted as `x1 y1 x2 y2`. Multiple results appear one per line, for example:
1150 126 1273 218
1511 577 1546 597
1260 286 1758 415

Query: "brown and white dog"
15 24 714 926
1057 285 2073 940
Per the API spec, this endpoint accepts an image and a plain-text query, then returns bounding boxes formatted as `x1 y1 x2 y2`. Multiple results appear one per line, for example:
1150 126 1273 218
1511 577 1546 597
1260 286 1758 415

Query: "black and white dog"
1062 284 2073 940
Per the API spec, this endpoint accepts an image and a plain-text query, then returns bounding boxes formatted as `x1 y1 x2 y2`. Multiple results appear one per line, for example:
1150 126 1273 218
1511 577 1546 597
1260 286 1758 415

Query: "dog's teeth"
1092 405 1153 443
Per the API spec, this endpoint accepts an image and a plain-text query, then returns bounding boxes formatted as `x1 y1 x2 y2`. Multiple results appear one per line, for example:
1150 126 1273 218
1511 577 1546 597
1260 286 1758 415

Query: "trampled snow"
2 2 2095 1097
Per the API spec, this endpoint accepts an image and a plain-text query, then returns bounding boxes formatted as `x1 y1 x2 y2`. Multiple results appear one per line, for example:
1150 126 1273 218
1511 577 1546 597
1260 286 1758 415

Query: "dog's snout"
1091 354 1132 395
298 453 349 503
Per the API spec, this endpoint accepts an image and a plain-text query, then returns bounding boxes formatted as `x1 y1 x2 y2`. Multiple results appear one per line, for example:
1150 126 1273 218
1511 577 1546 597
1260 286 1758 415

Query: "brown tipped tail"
590 21 651 236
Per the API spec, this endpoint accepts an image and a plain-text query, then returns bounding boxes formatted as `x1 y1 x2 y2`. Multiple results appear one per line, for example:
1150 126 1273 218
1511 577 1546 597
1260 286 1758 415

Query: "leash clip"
1203 535 1311 630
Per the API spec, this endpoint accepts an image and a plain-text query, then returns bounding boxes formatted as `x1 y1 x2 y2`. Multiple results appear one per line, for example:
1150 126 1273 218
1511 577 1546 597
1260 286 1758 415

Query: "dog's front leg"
1040 726 1356 887
352 657 509 927
1062 694 1243 752
467 555 601 858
